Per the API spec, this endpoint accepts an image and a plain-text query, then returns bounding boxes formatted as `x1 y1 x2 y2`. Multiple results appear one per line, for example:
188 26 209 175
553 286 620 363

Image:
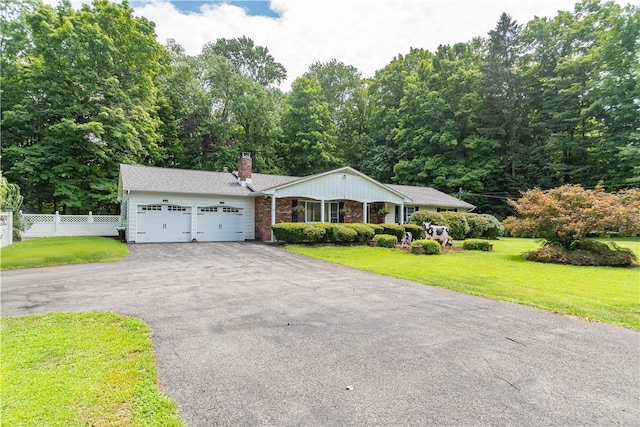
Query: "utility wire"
460 181 640 200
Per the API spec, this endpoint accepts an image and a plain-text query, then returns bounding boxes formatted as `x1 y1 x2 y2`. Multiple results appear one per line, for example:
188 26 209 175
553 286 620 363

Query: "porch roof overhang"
261 166 411 204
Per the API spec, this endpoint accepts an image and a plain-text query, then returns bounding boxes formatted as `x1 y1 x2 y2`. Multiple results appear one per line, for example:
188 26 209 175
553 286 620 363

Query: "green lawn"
0 236 128 270
288 238 640 330
1 312 184 426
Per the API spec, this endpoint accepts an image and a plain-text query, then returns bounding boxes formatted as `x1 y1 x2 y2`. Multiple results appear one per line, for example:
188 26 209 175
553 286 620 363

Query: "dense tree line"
2 0 638 216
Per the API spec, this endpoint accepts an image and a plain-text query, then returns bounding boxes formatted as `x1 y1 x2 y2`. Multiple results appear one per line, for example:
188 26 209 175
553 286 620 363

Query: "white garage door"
136 204 192 243
196 206 244 242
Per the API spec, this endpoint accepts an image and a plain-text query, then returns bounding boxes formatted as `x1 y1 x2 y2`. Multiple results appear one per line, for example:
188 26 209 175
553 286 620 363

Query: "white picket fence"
21 211 122 238
1 211 13 247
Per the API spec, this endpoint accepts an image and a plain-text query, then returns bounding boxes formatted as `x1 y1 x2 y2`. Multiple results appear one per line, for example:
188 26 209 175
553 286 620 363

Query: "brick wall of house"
255 196 300 241
254 196 271 241
368 202 387 224
342 200 363 223
341 201 386 224
254 197 388 241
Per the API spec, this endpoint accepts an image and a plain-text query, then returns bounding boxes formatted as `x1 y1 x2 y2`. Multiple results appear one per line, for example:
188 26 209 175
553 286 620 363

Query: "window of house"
305 201 321 222
404 206 416 223
437 208 458 213
326 202 339 223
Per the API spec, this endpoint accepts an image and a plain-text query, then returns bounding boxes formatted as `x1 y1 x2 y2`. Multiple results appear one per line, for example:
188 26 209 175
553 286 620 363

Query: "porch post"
363 202 367 223
270 194 276 242
320 199 325 223
400 202 405 224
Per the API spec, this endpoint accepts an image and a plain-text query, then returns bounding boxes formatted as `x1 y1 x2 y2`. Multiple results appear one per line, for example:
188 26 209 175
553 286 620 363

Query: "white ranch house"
118 153 474 243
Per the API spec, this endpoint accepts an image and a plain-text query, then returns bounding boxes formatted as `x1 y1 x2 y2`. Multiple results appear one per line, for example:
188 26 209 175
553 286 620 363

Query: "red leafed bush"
503 185 640 248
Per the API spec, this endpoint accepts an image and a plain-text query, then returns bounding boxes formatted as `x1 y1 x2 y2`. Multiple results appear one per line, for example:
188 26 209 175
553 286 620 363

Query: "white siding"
126 191 255 242
416 205 438 213
274 172 405 203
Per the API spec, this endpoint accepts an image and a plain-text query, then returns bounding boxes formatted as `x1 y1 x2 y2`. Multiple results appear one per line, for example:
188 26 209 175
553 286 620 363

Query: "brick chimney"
238 152 252 186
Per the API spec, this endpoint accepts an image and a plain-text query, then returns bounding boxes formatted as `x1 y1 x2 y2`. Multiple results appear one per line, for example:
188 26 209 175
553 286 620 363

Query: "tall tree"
195 38 285 173
280 76 340 176
479 13 525 185
303 59 366 165
1 0 167 213
391 42 504 213
201 36 286 88
520 0 639 189
358 48 432 182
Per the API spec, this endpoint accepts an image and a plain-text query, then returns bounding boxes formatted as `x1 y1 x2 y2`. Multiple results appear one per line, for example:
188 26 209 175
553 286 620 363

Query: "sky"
48 0 640 90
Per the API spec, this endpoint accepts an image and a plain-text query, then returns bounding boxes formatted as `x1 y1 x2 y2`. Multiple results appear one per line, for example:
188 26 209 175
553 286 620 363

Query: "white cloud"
44 0 640 90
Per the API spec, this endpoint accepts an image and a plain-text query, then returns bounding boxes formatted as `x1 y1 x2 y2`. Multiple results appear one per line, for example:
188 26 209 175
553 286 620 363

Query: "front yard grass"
0 236 128 270
0 312 184 426
288 238 640 330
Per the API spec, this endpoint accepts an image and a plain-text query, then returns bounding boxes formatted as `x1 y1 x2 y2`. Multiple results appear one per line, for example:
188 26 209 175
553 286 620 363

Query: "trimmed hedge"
312 223 357 243
462 239 493 251
333 225 358 243
272 223 308 243
344 223 376 243
373 234 397 248
408 212 504 240
465 214 490 238
441 213 470 240
409 211 446 227
479 214 503 239
366 223 385 234
272 222 374 244
380 223 405 240
403 223 425 240
303 226 326 243
410 239 441 255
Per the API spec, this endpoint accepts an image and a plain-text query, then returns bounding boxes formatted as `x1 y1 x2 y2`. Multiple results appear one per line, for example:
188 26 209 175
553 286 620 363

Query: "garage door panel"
196 206 244 242
136 204 191 243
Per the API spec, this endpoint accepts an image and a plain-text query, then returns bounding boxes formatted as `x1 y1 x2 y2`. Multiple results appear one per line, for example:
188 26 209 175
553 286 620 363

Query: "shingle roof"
386 184 475 209
119 164 475 209
247 172 301 192
120 164 252 196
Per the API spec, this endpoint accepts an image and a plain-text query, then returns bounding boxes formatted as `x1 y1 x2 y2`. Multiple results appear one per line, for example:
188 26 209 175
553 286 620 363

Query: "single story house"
118 153 474 243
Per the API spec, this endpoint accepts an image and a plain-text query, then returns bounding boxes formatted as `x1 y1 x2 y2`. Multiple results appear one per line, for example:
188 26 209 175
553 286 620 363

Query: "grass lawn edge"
0 311 184 426
286 238 640 331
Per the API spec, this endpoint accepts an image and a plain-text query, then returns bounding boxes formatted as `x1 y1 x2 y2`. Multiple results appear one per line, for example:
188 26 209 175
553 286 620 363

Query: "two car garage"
135 204 244 243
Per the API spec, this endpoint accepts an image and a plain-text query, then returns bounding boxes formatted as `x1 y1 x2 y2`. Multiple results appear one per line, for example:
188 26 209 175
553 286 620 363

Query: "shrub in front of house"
303 226 326 243
410 239 441 255
366 223 385 234
272 223 308 243
441 212 470 240
408 211 446 227
464 214 491 238
313 223 337 243
373 234 397 248
480 214 504 239
403 223 425 240
344 223 376 243
380 223 405 240
272 223 372 244
332 225 358 243
463 239 493 251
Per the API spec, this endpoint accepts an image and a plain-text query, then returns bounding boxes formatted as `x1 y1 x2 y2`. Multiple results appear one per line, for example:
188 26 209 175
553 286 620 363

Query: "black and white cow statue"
423 222 450 247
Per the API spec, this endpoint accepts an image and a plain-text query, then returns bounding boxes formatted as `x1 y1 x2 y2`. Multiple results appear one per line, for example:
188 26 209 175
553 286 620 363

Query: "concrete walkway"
2 242 639 426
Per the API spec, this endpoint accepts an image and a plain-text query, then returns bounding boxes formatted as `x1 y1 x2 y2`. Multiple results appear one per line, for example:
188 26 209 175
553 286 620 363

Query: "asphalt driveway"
2 242 639 426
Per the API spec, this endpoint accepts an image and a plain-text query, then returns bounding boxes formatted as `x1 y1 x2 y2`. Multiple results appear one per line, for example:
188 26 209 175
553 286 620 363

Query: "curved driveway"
2 242 639 426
